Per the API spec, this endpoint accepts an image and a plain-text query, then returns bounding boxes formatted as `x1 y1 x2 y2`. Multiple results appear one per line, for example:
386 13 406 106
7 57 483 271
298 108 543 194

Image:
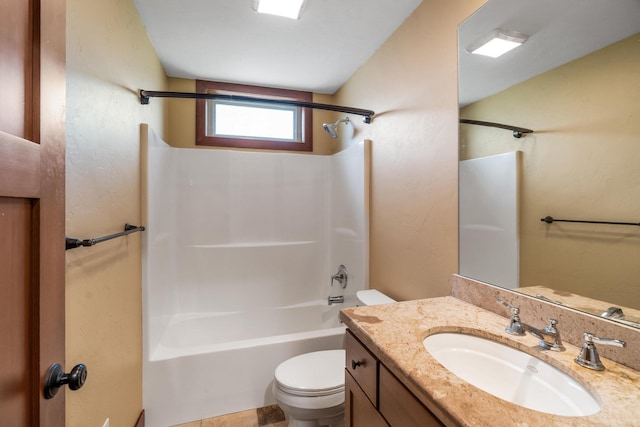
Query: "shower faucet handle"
330 265 348 289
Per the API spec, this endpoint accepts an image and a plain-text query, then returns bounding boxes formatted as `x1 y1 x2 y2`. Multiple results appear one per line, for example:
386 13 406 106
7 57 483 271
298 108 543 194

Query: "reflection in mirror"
458 0 640 327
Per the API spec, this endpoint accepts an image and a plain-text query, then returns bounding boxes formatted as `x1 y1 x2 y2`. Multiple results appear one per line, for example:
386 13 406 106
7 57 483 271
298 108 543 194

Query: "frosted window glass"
213 103 296 140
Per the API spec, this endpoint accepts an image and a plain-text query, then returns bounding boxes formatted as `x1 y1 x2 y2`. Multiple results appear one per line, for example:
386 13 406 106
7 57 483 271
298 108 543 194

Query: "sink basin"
423 332 601 416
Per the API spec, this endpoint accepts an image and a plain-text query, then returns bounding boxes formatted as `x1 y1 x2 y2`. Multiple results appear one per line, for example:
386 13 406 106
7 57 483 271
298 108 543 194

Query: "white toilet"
272 290 396 427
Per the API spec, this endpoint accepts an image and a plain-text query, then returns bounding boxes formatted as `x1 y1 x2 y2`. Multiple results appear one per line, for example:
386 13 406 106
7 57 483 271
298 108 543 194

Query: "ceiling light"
253 0 306 20
466 29 529 58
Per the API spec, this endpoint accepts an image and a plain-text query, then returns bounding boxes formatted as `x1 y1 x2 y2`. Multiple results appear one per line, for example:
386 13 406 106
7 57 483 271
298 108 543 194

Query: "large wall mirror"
458 0 640 327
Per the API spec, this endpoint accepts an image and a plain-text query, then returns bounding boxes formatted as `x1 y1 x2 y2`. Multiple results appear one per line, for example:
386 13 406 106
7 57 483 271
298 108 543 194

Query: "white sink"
423 332 601 416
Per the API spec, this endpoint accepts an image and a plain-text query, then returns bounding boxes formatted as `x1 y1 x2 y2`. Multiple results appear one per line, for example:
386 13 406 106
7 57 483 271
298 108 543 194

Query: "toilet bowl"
273 289 396 427
273 350 346 427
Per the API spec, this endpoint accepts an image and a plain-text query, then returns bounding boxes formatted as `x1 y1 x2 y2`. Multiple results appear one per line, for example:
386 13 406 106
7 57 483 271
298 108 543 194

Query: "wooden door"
0 0 67 425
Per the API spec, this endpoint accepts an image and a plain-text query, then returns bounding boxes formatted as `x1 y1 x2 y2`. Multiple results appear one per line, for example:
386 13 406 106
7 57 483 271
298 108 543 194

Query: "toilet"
272 290 396 427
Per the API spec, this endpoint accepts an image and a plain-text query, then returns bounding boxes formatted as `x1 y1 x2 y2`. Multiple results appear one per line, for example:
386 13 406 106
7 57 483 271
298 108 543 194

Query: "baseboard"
135 410 145 427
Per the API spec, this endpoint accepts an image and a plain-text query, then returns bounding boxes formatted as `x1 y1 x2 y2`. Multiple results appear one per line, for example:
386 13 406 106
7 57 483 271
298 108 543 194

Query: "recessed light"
466 29 529 58
253 0 306 20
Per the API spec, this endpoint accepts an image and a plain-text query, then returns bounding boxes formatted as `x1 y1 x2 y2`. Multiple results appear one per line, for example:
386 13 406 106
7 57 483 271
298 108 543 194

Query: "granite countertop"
518 285 640 327
340 296 640 427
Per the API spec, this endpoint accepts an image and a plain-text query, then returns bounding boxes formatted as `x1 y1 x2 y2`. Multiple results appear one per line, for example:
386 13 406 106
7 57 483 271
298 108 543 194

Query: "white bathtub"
143 300 350 427
142 129 368 426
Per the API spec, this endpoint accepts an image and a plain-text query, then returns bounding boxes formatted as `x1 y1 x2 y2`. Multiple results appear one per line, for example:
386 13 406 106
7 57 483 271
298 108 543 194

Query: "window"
196 80 313 151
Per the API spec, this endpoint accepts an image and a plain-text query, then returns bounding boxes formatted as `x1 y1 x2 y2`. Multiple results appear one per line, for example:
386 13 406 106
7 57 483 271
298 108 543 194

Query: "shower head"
322 117 350 138
322 123 338 138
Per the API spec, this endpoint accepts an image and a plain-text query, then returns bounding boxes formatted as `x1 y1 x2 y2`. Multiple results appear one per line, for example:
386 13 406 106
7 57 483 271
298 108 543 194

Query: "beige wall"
332 0 487 301
65 0 168 425
166 78 196 148
460 34 640 309
63 0 490 423
162 0 490 302
165 77 339 154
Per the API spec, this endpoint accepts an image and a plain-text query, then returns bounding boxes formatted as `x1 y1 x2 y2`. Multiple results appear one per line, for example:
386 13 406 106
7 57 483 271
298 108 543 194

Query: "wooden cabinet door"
379 365 444 427
0 0 67 425
345 371 388 427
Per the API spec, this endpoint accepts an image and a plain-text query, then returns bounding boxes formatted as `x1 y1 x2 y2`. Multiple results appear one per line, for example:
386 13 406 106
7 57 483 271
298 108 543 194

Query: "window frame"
196 80 313 152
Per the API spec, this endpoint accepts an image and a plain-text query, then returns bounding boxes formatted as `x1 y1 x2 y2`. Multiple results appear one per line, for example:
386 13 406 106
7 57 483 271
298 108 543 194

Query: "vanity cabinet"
345 369 388 427
345 330 444 427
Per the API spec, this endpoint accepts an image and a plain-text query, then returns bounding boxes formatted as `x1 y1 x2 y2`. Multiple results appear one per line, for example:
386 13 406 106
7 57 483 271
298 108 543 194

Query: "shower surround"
140 125 369 426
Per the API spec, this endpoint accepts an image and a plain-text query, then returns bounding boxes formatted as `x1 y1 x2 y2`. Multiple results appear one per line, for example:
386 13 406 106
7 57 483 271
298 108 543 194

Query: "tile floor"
171 404 287 427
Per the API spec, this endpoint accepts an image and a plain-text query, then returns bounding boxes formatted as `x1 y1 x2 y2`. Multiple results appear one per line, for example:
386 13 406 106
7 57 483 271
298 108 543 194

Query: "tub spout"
328 296 344 305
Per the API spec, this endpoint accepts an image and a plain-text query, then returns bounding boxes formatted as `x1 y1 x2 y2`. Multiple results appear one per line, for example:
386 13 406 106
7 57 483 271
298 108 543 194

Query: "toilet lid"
275 350 345 397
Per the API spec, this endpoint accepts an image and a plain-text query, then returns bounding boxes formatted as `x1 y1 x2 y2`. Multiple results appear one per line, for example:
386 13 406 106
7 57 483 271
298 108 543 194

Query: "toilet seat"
274 350 345 397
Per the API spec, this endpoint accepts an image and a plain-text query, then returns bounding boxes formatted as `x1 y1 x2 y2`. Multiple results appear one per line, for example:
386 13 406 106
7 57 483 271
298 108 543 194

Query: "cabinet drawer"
345 330 378 406
379 365 444 427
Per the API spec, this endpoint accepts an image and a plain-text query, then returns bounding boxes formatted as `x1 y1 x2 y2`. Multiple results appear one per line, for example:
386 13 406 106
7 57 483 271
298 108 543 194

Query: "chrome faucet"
527 318 565 352
601 306 624 320
328 295 344 305
575 332 625 370
331 265 348 289
496 299 564 351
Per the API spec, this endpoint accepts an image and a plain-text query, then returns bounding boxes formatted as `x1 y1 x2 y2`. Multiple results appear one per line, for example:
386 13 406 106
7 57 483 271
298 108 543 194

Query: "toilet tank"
356 289 396 306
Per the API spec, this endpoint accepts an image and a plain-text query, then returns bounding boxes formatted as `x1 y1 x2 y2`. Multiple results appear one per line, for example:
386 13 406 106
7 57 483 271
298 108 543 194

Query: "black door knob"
44 363 88 399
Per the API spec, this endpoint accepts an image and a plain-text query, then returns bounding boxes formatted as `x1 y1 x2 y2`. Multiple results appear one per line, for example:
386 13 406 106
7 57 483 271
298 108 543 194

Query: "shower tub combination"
141 125 369 427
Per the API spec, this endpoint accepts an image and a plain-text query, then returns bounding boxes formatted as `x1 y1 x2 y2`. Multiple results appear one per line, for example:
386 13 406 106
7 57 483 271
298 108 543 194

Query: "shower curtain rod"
459 118 533 138
66 224 146 250
541 216 640 227
139 90 375 123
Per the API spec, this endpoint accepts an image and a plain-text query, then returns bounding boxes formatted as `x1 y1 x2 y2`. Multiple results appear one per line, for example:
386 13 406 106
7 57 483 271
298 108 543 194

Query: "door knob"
44 363 88 399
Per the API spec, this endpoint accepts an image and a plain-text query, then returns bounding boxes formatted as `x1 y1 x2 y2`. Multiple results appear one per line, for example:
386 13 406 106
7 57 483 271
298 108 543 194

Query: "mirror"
458 0 640 327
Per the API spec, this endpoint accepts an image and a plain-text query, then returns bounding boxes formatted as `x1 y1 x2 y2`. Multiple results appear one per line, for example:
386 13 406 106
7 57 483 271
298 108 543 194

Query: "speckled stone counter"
340 297 640 427
518 285 640 327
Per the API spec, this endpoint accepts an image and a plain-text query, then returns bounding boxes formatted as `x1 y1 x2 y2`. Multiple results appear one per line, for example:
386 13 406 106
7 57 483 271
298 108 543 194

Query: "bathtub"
142 128 369 426
143 299 351 427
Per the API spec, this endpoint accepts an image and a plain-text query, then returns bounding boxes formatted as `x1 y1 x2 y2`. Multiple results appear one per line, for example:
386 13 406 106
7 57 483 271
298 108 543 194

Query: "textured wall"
332 0 487 301
65 0 168 425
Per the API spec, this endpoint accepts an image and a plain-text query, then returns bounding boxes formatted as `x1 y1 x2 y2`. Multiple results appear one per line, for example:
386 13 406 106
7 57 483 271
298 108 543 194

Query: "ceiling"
133 0 423 95
459 0 640 106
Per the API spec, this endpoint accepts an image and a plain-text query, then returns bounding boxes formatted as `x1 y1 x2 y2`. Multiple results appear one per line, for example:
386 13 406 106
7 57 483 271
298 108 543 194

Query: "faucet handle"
544 318 558 332
601 306 624 319
575 332 626 371
496 298 519 314
330 265 348 289
496 299 526 336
